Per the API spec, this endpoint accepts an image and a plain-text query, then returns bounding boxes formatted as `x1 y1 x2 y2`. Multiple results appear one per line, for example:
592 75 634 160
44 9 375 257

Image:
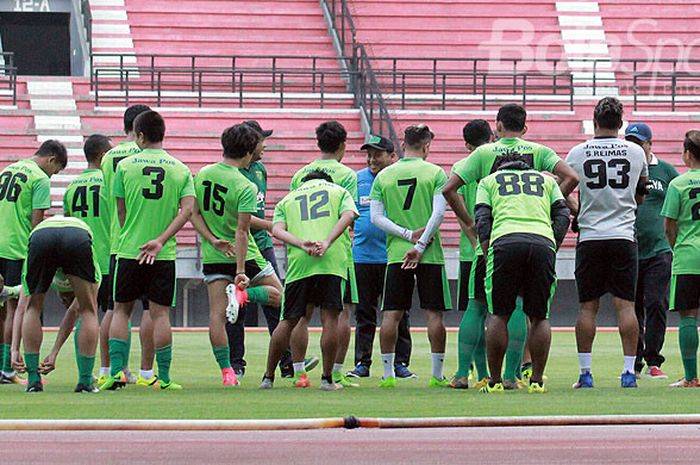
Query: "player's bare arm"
552 160 579 198
30 208 46 228
442 173 475 228
250 216 273 232
234 212 252 289
40 299 79 374
664 217 678 248
272 221 318 256
138 195 195 265
635 175 649 206
316 210 358 257
190 200 234 258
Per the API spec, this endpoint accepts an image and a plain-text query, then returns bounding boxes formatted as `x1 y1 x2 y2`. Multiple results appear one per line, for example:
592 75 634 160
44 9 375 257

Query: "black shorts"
575 239 638 302
382 263 452 311
202 260 265 283
485 235 557 320
113 258 176 307
670 274 700 312
25 227 98 295
107 255 149 311
97 275 110 312
468 255 486 303
282 274 344 320
343 266 358 305
457 260 473 311
0 257 23 287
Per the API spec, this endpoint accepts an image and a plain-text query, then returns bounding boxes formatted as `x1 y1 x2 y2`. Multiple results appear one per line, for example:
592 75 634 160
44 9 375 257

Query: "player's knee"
267 287 282 307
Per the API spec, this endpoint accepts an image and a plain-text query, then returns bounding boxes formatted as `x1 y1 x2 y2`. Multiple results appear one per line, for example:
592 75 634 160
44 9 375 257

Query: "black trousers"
354 263 412 367
226 247 291 371
635 251 672 371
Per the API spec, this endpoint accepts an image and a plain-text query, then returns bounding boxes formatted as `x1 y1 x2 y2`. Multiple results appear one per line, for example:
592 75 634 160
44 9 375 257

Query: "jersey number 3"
142 167 165 200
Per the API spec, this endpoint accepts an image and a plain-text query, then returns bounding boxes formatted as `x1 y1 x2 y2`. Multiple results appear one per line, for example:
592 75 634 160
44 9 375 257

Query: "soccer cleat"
25 381 43 393
346 363 370 378
97 374 108 387
0 284 21 305
480 382 505 394
573 372 594 389
155 380 182 391
333 371 359 388
528 382 546 394
521 363 533 382
74 383 99 393
379 377 397 388
646 366 669 379
473 377 489 390
225 284 248 324
293 373 311 388
0 372 24 385
448 376 470 389
503 379 522 390
135 374 158 387
428 376 450 388
319 379 343 391
222 367 240 387
125 370 138 384
669 378 700 388
98 370 127 391
304 357 320 373
394 364 417 379
259 375 274 389
233 367 245 379
621 371 638 388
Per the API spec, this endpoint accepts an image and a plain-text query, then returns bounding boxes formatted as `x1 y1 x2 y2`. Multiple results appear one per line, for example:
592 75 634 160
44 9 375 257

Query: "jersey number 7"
397 178 417 210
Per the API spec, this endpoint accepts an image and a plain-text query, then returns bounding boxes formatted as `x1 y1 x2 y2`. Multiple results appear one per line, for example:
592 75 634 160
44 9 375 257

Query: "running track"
4 425 700 464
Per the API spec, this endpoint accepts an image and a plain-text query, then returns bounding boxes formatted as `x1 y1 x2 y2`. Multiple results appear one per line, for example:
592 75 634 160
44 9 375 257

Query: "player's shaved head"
83 134 112 163
133 111 165 144
123 104 151 133
594 97 624 131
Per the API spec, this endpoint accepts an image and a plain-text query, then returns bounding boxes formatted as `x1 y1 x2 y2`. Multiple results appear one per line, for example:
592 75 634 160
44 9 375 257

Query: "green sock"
473 319 489 380
213 345 231 370
24 352 40 385
0 343 5 373
504 300 527 381
679 316 698 381
73 319 82 368
108 338 128 377
456 299 488 378
245 286 269 305
2 343 11 373
77 353 95 386
124 320 132 369
156 345 172 384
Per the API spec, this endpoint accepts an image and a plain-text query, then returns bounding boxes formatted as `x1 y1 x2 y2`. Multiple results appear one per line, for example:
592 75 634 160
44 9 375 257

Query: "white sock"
578 353 592 374
293 362 305 374
623 356 636 374
333 363 343 374
140 369 154 379
431 353 445 380
381 353 395 379
99 367 110 376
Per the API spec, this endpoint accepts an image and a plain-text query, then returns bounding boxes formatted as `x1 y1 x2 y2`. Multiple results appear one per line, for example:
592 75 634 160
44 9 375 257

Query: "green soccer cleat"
304 357 320 373
98 371 127 391
528 382 546 394
333 371 359 388
480 382 505 394
155 380 182 391
135 374 159 387
379 377 397 388
449 376 470 389
473 377 489 390
428 376 450 388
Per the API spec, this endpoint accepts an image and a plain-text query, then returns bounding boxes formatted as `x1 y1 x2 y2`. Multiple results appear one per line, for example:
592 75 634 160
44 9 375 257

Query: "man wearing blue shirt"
346 135 415 379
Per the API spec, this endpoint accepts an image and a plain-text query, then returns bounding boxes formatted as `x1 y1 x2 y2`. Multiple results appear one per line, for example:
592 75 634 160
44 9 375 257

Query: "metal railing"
0 52 17 106
80 0 92 58
94 67 358 108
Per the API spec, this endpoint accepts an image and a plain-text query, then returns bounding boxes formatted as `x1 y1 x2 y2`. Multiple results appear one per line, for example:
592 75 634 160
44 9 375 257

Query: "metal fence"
0 52 17 106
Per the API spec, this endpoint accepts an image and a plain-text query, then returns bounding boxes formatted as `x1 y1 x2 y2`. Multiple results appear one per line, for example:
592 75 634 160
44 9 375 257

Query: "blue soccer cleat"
621 371 638 388
572 372 594 389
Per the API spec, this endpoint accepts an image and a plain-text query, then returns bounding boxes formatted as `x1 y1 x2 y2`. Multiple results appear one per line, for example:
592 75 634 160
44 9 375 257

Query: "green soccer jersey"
0 159 51 260
273 179 358 283
635 157 679 259
661 169 700 275
63 169 110 273
369 157 448 265
240 160 273 251
476 169 564 244
100 141 142 255
290 159 358 201
453 157 478 262
195 162 266 265
113 148 195 261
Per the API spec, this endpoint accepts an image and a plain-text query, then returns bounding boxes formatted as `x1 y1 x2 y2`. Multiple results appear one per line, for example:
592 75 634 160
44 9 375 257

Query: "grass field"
1 330 699 419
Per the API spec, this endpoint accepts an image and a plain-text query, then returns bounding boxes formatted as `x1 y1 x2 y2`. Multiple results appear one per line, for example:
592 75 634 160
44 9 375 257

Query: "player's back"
274 179 356 282
63 169 110 273
0 159 51 259
566 138 647 242
663 169 700 272
194 162 260 263
114 148 193 260
477 168 562 244
290 159 358 200
371 157 447 264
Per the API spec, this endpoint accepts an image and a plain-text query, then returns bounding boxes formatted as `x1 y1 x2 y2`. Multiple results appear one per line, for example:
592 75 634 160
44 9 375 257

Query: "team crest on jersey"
256 171 263 181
